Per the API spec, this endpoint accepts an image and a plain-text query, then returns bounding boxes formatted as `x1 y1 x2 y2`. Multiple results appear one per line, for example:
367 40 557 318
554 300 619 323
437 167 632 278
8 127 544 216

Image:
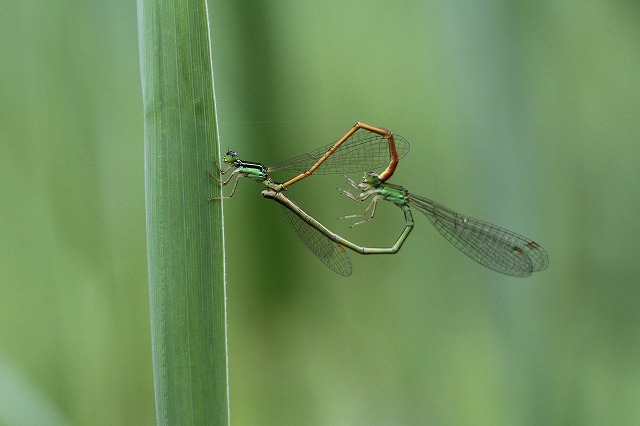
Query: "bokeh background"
2 1 640 425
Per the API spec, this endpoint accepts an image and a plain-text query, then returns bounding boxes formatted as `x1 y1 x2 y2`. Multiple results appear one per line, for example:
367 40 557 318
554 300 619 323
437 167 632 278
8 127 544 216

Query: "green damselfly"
210 123 410 276
338 172 549 277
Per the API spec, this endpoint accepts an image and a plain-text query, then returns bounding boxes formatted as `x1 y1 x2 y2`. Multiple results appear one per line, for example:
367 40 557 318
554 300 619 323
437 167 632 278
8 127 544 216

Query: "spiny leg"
212 159 235 176
337 175 369 201
339 197 380 227
206 170 222 185
218 163 235 175
344 175 360 190
208 167 240 187
337 187 361 201
207 160 234 182
207 172 242 200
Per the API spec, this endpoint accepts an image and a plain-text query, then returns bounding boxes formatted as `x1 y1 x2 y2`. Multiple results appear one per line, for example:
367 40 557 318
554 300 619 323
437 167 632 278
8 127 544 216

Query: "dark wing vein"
408 193 549 277
269 128 410 175
281 205 352 277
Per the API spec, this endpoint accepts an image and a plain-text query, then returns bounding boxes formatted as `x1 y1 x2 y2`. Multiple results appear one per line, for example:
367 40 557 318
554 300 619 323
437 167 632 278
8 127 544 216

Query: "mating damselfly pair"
209 123 548 277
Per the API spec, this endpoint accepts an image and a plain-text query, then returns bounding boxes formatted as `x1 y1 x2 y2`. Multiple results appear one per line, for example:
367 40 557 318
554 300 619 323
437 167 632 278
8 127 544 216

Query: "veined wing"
408 193 549 277
268 127 410 175
281 204 352 277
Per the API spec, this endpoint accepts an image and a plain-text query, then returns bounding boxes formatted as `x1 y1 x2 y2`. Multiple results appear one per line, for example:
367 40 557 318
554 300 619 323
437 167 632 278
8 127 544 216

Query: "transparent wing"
269 128 410 175
408 193 549 277
281 206 353 277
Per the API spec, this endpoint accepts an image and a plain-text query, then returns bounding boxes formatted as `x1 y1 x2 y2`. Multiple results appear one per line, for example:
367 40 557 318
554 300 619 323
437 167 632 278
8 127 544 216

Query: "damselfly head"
355 171 381 189
363 171 381 184
223 151 238 163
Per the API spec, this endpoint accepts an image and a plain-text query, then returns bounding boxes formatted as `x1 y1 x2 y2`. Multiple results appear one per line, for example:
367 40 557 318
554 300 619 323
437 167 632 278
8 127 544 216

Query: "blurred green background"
2 0 640 425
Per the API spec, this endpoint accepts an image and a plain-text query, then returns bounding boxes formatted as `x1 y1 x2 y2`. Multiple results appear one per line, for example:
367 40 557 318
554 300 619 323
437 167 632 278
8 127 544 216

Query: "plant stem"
138 0 229 424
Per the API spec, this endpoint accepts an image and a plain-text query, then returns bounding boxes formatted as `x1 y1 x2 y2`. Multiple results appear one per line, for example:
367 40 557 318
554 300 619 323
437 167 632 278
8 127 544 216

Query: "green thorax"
224 151 282 191
361 171 408 206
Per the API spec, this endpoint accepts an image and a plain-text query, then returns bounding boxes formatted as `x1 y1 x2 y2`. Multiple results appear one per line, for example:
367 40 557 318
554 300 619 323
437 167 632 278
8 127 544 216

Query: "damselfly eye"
364 171 380 183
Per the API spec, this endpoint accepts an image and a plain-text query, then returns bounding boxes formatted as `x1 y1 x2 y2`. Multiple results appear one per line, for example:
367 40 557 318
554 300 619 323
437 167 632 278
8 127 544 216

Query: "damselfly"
338 172 549 277
210 123 409 276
